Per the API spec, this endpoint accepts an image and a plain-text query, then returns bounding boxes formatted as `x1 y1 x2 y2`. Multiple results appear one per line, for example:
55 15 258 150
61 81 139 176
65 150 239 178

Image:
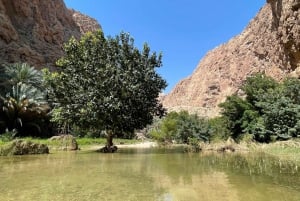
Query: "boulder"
0 140 49 156
49 134 78 151
97 145 118 153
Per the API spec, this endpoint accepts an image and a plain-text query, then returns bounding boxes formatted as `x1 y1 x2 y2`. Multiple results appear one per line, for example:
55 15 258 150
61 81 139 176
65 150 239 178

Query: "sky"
64 0 266 93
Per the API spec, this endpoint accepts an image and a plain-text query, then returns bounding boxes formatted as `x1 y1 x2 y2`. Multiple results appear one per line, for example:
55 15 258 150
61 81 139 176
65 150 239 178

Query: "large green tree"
241 73 278 107
44 31 167 152
219 94 255 140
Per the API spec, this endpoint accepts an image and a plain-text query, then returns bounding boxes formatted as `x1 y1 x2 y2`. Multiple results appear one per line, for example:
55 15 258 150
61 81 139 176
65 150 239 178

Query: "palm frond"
10 83 46 105
4 63 43 89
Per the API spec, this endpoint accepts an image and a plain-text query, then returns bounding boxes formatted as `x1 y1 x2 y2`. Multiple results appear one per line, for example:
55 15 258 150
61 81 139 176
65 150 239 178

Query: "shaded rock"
97 145 118 153
0 140 49 156
49 134 78 151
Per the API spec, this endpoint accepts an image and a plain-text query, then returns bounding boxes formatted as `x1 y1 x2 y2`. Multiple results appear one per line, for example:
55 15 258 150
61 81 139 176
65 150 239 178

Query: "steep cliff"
162 0 300 117
0 0 100 69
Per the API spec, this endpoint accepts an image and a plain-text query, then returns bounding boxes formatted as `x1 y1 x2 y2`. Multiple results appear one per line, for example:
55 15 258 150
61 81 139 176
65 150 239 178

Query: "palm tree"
0 63 50 137
4 63 43 89
0 83 49 136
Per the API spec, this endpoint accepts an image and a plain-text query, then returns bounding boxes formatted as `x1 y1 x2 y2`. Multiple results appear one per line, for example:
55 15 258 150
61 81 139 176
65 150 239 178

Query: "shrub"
149 111 211 144
208 116 231 142
219 73 300 143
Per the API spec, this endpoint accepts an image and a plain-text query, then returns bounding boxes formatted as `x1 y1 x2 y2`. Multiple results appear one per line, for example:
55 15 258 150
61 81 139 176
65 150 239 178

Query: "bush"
208 117 231 142
148 111 211 144
219 73 300 143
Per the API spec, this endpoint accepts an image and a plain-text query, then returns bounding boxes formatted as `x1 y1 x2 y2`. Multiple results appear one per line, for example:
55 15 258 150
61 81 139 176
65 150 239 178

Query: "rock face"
0 0 100 70
162 0 300 117
70 9 101 34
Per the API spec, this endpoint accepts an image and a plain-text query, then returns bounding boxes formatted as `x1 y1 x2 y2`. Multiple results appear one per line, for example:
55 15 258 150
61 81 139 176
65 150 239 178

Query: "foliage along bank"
43 30 166 152
147 73 300 146
0 63 51 138
1 30 300 151
220 73 300 143
0 30 167 153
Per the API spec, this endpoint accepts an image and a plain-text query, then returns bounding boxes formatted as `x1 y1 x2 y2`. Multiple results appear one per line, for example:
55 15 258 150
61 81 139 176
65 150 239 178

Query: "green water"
0 148 300 201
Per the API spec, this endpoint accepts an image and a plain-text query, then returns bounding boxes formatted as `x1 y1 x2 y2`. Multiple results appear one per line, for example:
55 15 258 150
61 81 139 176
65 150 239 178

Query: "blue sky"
64 0 266 93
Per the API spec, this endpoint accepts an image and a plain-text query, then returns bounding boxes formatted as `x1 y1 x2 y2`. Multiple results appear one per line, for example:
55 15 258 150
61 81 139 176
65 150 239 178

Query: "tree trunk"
98 129 118 153
106 130 114 147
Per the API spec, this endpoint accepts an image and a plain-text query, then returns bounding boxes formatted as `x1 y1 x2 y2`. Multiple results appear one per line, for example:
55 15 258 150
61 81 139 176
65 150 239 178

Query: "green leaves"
0 63 49 137
2 63 43 91
242 73 278 105
219 95 254 139
45 31 167 141
149 111 211 144
220 73 300 142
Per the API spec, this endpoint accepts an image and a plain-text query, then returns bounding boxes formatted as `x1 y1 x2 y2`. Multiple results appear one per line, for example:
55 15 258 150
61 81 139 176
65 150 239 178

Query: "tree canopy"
220 73 300 142
44 31 167 151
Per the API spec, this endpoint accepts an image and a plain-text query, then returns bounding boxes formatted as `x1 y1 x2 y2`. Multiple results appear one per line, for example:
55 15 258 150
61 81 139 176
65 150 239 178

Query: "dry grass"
200 138 250 153
199 139 300 163
252 140 300 162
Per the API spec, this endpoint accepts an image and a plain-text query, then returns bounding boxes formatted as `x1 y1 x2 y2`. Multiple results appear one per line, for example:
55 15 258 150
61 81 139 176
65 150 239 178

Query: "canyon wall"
0 0 100 70
162 0 300 117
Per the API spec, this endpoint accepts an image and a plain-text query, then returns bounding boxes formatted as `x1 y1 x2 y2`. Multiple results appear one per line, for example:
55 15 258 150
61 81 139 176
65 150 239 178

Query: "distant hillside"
162 0 300 117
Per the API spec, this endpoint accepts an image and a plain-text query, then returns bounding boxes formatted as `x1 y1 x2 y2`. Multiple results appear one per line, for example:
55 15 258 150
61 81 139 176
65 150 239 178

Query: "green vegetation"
43 30 166 152
148 111 212 145
208 116 231 142
220 73 300 143
0 31 166 153
147 73 300 155
0 63 50 138
0 137 140 151
0 32 299 157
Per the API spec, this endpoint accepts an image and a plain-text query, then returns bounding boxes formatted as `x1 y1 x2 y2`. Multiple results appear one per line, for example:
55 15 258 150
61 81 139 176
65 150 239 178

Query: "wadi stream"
0 147 299 201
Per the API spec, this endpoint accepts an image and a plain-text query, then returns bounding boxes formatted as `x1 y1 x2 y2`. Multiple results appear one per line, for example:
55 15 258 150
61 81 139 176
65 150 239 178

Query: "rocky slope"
70 9 101 34
162 0 300 117
0 0 100 70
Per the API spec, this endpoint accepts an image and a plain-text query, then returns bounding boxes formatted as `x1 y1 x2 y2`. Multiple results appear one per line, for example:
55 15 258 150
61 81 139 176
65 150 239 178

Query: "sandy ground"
83 141 158 151
117 141 158 148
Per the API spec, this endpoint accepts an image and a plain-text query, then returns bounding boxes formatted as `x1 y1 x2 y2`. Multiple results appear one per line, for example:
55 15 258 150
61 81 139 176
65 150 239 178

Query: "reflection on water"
0 148 299 201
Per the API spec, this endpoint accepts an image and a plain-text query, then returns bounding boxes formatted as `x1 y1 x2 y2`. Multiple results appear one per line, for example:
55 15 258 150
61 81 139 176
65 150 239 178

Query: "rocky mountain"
162 0 300 117
0 0 100 70
70 9 101 34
